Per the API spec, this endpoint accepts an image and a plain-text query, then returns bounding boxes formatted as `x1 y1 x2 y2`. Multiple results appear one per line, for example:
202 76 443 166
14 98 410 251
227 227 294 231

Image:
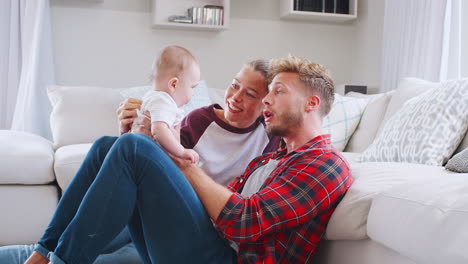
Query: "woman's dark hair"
245 59 271 90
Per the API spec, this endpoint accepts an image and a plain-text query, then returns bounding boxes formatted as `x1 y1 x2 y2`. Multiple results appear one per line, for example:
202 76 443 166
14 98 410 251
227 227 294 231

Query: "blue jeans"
31 134 234 264
0 242 141 264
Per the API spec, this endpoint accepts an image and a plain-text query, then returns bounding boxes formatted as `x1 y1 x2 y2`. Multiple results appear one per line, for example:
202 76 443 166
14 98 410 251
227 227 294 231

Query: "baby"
139 45 200 163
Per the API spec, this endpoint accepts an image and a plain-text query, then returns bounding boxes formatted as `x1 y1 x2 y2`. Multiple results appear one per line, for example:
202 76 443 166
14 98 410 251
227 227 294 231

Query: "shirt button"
240 178 244 183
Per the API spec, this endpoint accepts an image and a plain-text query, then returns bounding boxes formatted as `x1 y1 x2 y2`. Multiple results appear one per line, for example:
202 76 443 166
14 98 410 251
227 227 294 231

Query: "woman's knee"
91 136 119 155
117 133 160 153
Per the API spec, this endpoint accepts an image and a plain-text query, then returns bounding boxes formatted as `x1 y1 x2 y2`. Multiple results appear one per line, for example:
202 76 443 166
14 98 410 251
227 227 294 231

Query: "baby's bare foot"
24 251 48 264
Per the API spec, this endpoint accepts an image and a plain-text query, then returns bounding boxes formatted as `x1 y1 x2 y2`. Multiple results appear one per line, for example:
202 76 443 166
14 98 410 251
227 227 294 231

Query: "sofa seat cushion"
341 152 361 166
0 130 55 184
326 161 449 240
55 143 92 191
367 172 468 264
0 185 59 245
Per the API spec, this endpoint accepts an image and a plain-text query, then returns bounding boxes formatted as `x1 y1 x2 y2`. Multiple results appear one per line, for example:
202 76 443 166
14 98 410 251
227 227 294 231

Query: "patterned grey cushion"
358 78 468 166
446 148 468 173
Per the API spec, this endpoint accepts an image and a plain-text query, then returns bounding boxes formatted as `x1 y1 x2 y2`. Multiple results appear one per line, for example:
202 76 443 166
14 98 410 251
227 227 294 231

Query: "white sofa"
0 78 467 264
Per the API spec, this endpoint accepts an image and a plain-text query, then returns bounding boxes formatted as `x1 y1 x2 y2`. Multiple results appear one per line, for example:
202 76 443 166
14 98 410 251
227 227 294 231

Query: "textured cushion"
367 173 468 264
378 78 439 134
119 80 212 115
325 162 444 240
454 131 468 155
322 94 369 151
48 85 123 148
446 147 468 173
55 143 92 192
358 78 468 166
0 130 55 184
344 91 394 153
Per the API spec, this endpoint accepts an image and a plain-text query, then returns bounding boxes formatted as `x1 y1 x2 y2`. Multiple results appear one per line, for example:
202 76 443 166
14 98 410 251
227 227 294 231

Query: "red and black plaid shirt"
215 135 353 264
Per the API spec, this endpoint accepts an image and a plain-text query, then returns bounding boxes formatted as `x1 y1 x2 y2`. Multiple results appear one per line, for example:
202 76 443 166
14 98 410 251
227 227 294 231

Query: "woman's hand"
117 98 142 135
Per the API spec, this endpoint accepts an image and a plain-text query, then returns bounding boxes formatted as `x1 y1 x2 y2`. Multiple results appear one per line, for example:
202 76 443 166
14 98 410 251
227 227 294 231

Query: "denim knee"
92 136 119 153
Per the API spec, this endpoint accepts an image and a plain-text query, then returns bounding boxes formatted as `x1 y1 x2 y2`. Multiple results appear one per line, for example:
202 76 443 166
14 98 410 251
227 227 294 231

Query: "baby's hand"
181 149 199 164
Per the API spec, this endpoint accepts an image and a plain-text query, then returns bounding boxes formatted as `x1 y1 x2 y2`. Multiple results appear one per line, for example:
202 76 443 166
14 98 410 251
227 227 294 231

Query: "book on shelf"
188 5 223 25
335 0 349 14
188 7 203 24
295 0 322 12
168 15 192 24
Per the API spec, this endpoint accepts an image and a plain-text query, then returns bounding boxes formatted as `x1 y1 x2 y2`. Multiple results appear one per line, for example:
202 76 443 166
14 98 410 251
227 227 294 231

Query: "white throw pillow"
48 85 123 148
322 94 369 151
358 78 468 166
344 91 394 153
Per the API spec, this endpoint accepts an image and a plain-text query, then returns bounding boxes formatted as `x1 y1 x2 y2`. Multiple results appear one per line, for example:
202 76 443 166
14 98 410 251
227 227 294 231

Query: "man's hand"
116 98 143 135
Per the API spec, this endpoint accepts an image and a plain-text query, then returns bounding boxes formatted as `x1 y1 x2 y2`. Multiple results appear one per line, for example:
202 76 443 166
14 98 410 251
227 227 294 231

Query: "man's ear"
167 77 179 94
305 95 320 113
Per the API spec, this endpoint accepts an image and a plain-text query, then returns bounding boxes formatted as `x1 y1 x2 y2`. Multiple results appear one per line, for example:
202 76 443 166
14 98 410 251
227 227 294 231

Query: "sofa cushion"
0 185 59 245
325 162 449 240
445 147 468 173
454 131 468 155
344 91 394 153
0 130 55 184
378 78 439 134
54 143 92 191
367 172 468 264
322 94 368 151
358 78 468 166
48 85 123 149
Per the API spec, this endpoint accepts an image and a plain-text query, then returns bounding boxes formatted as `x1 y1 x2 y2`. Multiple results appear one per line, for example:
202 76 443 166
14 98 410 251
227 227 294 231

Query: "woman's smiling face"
222 66 269 128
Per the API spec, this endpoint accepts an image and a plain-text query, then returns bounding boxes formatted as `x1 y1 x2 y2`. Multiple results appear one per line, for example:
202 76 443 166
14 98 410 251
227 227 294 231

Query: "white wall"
50 0 383 92
350 0 384 93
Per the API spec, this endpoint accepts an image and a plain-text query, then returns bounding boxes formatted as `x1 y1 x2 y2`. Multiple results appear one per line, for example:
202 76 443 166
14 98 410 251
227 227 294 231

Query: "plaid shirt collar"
229 134 332 192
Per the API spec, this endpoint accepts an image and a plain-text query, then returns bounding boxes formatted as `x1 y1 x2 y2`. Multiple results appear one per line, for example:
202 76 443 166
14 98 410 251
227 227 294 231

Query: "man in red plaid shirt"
178 55 353 263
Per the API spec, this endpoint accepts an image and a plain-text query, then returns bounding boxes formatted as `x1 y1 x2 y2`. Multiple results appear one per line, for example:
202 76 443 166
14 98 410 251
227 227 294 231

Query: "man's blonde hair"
269 55 335 116
151 45 198 81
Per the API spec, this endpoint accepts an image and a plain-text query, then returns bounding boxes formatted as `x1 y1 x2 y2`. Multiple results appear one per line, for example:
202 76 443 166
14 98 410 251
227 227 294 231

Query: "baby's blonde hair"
269 55 334 116
150 45 198 81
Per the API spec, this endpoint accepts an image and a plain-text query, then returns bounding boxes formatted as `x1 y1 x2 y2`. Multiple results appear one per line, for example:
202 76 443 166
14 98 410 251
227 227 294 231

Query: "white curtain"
0 0 55 139
380 0 461 92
